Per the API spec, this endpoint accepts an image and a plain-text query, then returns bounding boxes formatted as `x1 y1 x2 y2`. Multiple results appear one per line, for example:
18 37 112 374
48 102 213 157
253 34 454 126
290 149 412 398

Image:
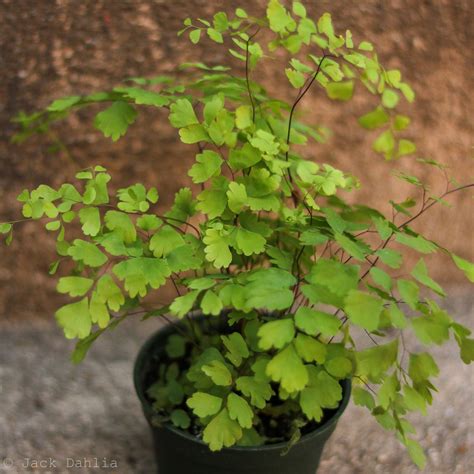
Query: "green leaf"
459 338 474 364
136 214 162 231
408 352 439 383
243 268 296 311
0 223 13 234
285 68 305 88
294 307 341 337
169 98 199 128
376 248 402 269
258 319 295 350
352 386 375 410
356 340 398 381
104 210 136 244
411 304 450 345
78 207 101 236
47 96 81 112
300 368 342 421
200 290 223 316
317 12 334 37
307 259 359 298
373 130 395 155
249 130 279 157
150 225 185 257
400 83 415 102
94 102 137 141
398 139 417 157
381 89 399 108
344 290 384 331
179 124 210 144
188 150 223 184
372 217 392 240
116 87 169 107
411 259 445 296
203 408 242 451
57 277 93 297
358 107 389 129
267 0 295 33
221 332 249 367
266 344 308 393
227 393 253 429
203 227 232 268
451 254 474 282
396 233 437 254
197 178 228 219
170 409 191 429
236 8 247 18
227 182 248 214
164 334 186 359
405 438 427 469
235 105 252 129
89 292 109 328
326 81 354 101
166 187 196 222
55 298 91 339
334 233 368 261
207 28 223 43
187 392 222 417
229 144 262 171
403 385 427 415
325 356 352 378
358 40 373 51
370 267 392 291
71 330 103 363
236 376 273 409
68 239 108 267
388 303 407 329
113 257 170 297
202 360 232 386
189 29 201 44
397 279 419 310
169 290 200 318
234 228 266 256
294 334 327 364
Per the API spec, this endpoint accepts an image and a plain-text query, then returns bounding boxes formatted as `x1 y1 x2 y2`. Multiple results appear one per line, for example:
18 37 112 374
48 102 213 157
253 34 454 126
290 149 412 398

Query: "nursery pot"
134 317 351 474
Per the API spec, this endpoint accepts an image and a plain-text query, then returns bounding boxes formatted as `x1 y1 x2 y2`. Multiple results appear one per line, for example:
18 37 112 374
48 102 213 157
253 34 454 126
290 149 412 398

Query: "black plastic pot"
134 318 351 474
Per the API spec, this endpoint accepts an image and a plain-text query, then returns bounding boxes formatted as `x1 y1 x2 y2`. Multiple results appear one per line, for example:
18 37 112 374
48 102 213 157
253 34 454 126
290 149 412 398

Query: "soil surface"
0 0 473 320
0 290 472 473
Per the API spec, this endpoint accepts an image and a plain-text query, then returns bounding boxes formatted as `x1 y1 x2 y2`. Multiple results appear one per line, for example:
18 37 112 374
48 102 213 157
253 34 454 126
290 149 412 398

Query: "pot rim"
134 315 352 453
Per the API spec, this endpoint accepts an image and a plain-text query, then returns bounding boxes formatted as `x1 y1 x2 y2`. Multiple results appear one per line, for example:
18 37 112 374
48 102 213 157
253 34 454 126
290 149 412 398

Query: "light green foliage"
55 298 92 339
187 392 222 417
203 408 243 451
295 307 341 337
228 393 253 428
344 290 384 331
94 102 137 141
113 257 170 297
257 319 295 350
266 344 308 393
68 239 108 267
189 150 223 184
3 0 473 462
300 368 342 421
202 360 233 386
57 277 93 297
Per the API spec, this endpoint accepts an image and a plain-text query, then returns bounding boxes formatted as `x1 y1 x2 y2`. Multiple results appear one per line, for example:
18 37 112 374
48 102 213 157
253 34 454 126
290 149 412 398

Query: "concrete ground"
0 292 472 474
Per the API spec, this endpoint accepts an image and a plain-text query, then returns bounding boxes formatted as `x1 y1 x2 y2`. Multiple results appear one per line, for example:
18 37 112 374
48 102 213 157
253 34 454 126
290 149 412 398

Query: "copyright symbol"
2 458 14 469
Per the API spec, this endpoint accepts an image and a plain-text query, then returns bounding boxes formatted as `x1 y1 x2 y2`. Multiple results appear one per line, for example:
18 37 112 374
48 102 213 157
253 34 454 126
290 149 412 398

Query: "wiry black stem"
245 26 260 124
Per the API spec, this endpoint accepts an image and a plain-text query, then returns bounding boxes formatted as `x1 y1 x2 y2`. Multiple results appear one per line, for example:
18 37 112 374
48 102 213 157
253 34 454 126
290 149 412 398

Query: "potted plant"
2 1 473 472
